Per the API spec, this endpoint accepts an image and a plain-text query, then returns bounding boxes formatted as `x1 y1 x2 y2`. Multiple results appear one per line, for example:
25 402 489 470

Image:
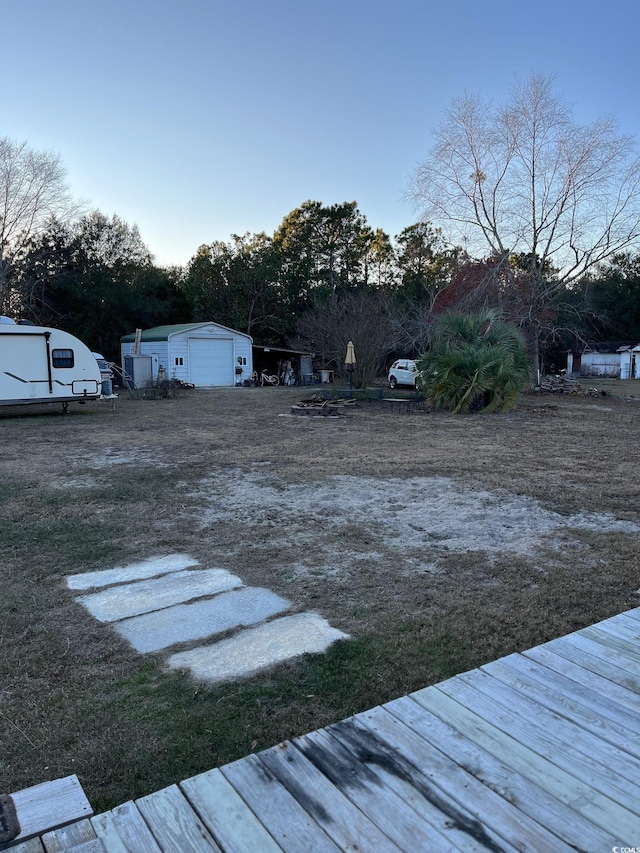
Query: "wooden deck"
12 608 640 852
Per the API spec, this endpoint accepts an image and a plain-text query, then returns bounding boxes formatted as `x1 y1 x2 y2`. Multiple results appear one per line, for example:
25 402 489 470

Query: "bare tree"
292 292 399 387
409 74 640 378
0 137 78 312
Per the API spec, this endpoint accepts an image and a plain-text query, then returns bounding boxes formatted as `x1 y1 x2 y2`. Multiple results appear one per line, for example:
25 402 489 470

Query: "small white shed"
120 322 253 387
619 345 640 379
567 341 640 379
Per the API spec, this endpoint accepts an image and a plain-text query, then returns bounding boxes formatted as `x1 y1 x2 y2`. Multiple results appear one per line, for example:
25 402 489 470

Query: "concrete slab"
67 554 199 590
113 587 292 653
76 569 243 622
167 613 349 682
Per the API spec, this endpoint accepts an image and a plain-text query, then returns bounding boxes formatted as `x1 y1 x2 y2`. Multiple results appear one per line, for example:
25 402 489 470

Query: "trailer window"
52 348 75 368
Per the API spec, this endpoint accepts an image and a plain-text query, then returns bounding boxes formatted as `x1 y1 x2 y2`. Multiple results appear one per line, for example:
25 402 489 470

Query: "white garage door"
188 338 234 386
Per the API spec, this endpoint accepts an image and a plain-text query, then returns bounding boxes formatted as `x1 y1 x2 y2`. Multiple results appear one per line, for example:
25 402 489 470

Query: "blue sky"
2 0 639 267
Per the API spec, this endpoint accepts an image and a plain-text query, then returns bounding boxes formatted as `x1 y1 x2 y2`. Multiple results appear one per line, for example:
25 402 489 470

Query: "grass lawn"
1 384 639 812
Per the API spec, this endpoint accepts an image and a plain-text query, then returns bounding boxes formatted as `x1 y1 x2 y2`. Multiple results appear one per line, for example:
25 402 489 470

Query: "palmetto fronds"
417 310 530 414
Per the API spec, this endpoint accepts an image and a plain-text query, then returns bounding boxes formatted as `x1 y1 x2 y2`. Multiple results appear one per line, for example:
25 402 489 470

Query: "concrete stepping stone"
114 587 292 653
167 613 349 682
76 569 242 622
67 554 198 591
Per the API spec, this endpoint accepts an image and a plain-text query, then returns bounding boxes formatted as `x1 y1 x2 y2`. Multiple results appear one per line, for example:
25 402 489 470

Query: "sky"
2 0 640 268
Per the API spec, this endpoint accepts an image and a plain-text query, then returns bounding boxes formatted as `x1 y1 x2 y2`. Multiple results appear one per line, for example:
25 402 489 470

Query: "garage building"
121 323 253 387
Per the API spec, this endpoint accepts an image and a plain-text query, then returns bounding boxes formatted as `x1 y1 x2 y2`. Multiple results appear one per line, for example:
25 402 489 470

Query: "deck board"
523 644 640 705
8 841 45 853
136 785 221 852
482 653 640 756
180 769 282 853
9 775 93 847
296 726 469 852
598 612 640 638
90 606 640 852
91 802 162 853
257 740 403 852
331 705 575 852
413 684 639 839
438 669 640 813
546 631 640 684
387 694 619 852
219 754 341 852
40 819 97 852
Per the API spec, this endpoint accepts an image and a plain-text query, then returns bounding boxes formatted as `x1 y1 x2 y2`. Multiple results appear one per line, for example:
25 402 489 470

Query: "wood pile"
536 375 604 397
537 375 581 394
290 395 356 416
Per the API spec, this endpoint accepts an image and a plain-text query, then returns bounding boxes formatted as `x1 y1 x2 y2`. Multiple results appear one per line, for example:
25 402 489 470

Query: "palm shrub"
417 310 531 413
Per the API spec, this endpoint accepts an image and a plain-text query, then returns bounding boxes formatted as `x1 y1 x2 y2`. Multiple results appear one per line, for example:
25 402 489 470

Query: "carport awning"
253 345 315 357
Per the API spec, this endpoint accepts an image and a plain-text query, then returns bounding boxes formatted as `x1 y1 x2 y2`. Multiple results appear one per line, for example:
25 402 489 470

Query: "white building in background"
566 342 640 379
120 322 253 387
619 345 640 379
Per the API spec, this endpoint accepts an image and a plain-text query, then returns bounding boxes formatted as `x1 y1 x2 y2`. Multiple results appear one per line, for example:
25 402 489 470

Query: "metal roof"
568 340 639 353
121 322 252 343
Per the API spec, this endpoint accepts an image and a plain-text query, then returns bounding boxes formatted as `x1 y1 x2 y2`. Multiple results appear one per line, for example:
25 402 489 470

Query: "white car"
388 359 421 389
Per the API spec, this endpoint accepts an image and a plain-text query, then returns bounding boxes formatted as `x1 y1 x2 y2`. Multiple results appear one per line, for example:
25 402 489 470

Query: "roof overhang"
253 345 315 357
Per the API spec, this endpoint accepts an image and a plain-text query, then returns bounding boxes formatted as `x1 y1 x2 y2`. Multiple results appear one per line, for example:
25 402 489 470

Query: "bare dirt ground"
2 382 640 809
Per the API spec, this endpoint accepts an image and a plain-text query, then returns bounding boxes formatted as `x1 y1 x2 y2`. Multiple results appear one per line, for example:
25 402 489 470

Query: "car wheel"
389 376 397 389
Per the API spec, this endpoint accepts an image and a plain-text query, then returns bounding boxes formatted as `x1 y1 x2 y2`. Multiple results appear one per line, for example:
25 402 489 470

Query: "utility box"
123 354 153 389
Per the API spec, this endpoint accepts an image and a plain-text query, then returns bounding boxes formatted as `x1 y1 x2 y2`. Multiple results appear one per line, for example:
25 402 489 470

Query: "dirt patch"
191 469 637 566
2 386 640 809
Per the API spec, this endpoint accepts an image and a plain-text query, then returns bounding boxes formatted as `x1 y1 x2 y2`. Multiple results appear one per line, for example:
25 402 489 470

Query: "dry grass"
1 383 640 811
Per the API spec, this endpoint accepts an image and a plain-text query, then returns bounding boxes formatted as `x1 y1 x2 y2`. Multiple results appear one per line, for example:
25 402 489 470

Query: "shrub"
417 310 531 413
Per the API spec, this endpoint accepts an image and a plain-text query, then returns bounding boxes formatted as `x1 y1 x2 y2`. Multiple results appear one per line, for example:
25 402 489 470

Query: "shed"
619 344 640 379
566 342 638 378
120 323 253 387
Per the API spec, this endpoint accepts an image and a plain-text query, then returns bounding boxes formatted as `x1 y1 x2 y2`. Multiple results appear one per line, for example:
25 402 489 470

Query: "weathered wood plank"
10 776 93 845
386 693 619 852
136 785 221 852
258 740 403 852
92 802 162 853
587 616 640 647
560 629 640 674
62 841 105 853
41 818 97 852
523 644 640 706
580 624 640 660
220 753 341 852
599 611 640 634
298 725 486 852
616 608 640 624
481 653 640 757
89 815 130 853
6 839 44 853
22 608 639 853
472 662 640 776
500 649 640 728
440 669 640 811
414 684 640 840
442 670 640 810
331 705 576 853
542 633 640 691
180 768 282 853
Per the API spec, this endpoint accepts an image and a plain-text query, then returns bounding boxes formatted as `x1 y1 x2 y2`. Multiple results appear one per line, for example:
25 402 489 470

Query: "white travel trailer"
0 318 102 409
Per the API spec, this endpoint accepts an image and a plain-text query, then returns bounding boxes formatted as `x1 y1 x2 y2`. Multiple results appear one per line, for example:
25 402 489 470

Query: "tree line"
3 73 640 384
